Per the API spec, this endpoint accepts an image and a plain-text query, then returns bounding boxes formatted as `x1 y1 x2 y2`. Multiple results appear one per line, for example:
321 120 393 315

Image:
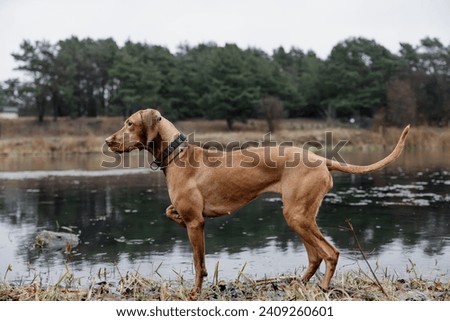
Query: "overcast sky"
1 0 449 81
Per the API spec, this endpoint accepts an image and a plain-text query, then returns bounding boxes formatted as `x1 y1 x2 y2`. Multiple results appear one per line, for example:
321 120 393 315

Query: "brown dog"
105 108 409 298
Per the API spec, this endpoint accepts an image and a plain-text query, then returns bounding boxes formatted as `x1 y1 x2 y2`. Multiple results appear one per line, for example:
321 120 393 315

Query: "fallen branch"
345 219 389 299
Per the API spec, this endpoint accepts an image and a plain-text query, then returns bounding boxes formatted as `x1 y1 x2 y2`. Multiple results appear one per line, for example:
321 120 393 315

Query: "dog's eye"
127 121 133 127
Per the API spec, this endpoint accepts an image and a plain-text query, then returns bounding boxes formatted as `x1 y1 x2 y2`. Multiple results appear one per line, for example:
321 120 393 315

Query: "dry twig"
345 219 389 299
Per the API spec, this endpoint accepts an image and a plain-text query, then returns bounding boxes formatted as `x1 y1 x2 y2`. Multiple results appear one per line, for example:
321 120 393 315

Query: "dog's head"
105 108 162 153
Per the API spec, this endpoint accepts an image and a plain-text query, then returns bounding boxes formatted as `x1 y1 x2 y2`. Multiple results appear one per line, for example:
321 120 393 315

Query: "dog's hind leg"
281 170 338 290
302 241 323 282
283 204 339 290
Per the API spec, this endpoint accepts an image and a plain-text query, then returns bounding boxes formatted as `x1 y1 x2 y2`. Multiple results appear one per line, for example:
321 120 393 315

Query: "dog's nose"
105 136 114 144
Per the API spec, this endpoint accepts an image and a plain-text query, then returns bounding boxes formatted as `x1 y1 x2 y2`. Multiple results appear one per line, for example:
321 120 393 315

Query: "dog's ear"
141 109 161 127
140 109 161 143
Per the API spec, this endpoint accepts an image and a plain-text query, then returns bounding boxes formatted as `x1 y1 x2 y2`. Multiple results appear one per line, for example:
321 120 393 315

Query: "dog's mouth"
107 141 143 154
106 141 124 153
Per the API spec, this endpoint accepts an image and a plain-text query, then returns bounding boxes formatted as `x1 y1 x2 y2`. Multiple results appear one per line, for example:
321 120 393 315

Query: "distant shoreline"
0 117 449 156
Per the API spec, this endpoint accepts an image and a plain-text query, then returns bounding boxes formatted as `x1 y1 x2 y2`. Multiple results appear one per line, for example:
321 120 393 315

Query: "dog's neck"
148 117 185 165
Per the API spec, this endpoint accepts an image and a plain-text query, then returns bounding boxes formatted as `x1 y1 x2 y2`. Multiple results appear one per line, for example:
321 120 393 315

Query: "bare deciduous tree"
260 96 284 132
386 78 418 126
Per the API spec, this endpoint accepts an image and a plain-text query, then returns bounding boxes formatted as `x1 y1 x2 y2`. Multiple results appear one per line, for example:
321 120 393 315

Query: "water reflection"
0 151 449 285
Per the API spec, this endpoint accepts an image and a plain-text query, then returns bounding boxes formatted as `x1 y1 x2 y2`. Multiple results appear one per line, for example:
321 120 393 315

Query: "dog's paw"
165 206 187 228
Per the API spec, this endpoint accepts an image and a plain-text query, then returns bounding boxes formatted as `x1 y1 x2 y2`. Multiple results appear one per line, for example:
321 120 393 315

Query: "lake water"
0 150 449 287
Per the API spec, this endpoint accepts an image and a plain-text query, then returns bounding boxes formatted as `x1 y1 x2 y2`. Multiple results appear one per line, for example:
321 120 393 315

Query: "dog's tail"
327 125 410 174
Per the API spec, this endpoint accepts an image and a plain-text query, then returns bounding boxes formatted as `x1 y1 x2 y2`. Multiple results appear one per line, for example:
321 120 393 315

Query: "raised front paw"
165 204 186 228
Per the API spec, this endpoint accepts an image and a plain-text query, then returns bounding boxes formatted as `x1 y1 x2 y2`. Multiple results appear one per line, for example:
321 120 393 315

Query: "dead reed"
1 117 448 156
1 265 448 301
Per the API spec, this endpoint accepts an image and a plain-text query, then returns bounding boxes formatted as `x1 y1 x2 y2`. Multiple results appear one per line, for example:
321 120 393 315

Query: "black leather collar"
150 133 188 170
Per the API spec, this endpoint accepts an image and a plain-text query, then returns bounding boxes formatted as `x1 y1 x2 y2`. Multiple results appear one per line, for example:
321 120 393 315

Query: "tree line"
0 36 449 128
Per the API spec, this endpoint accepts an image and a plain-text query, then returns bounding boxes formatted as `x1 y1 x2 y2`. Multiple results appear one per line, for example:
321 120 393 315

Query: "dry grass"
0 117 448 156
383 125 450 150
0 116 124 137
0 135 105 156
0 116 117 156
1 267 448 301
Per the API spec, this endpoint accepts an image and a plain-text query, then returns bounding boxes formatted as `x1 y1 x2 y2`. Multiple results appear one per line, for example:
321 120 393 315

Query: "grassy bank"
1 268 448 301
1 117 449 156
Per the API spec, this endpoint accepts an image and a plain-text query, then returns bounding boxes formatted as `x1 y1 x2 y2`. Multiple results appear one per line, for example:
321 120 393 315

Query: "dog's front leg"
185 218 208 300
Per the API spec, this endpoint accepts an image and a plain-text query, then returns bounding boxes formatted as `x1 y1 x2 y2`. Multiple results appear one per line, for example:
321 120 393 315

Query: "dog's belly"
202 201 249 217
202 206 236 217
201 182 281 218
202 199 247 217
